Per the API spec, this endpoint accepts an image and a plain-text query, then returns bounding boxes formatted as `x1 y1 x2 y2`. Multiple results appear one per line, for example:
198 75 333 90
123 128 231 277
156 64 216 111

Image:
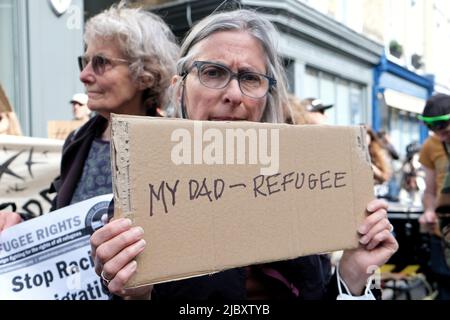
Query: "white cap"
70 93 88 105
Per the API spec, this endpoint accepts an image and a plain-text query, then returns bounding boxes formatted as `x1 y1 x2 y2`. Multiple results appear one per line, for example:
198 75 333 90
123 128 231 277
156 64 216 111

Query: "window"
283 58 295 94
388 107 421 158
0 0 17 110
303 66 367 125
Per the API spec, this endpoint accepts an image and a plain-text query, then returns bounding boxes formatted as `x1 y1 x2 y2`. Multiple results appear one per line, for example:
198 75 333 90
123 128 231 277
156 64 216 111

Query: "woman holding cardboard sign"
91 9 398 300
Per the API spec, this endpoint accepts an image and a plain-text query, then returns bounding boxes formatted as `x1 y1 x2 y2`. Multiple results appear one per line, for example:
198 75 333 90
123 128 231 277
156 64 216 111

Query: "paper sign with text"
0 194 113 300
110 115 374 288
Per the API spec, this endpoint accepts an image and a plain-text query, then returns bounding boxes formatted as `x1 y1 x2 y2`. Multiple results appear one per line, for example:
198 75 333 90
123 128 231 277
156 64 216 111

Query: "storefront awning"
383 89 426 114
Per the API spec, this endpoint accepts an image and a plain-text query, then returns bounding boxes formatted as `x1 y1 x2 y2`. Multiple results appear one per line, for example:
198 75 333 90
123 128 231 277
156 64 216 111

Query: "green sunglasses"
418 113 450 131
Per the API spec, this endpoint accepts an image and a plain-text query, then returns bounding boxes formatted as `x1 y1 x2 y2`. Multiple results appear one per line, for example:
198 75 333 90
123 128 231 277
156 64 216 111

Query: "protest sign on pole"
0 194 113 300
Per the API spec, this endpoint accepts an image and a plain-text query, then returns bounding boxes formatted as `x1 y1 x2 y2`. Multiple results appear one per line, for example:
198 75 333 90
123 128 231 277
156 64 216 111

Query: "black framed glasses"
183 61 276 99
78 54 129 75
418 114 450 131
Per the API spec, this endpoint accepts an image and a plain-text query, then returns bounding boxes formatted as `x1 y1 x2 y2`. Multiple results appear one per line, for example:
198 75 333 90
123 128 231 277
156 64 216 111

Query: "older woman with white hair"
45 4 179 211
0 4 179 232
91 9 398 300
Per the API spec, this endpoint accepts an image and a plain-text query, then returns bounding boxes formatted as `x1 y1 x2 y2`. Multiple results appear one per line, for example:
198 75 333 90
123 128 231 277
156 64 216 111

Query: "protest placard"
0 135 63 216
110 115 374 288
0 194 113 300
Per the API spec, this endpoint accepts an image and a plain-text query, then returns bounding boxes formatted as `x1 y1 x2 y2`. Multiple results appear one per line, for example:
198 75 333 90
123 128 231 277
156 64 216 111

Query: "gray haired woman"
49 4 179 209
1 3 180 232
91 9 397 300
172 9 288 124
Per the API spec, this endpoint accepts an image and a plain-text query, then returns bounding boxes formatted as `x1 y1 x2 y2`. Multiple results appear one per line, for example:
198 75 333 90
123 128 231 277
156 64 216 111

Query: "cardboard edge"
350 126 374 240
125 247 354 288
111 114 133 221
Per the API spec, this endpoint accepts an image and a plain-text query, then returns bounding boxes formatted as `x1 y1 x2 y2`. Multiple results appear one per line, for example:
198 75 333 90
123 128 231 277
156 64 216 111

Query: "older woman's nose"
223 78 243 106
79 63 95 85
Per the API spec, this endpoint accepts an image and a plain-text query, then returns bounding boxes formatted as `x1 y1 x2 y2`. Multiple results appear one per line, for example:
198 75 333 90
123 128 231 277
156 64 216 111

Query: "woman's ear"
138 75 154 91
172 75 182 105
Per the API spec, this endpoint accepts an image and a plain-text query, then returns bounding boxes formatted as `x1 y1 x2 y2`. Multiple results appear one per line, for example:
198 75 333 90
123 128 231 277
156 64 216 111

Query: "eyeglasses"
183 61 276 99
78 54 129 75
418 113 450 131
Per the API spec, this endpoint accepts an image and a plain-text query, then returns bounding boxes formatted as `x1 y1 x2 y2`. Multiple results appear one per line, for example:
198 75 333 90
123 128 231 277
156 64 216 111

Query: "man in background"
70 93 91 122
300 98 333 125
418 93 450 299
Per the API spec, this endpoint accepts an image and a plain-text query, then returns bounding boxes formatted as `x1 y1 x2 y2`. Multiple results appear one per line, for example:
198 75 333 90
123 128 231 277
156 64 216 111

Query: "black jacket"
50 115 108 211
151 255 344 300
152 256 381 300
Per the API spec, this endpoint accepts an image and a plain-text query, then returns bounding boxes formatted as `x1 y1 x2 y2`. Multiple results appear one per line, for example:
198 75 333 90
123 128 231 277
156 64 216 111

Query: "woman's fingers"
359 218 391 245
101 238 146 281
366 199 388 213
107 260 138 294
93 226 144 276
365 229 391 251
90 218 132 257
358 207 387 236
95 226 144 262
365 229 399 256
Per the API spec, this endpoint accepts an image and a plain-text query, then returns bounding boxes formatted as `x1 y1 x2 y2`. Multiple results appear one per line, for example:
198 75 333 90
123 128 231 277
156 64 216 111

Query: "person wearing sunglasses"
417 94 450 299
91 9 397 300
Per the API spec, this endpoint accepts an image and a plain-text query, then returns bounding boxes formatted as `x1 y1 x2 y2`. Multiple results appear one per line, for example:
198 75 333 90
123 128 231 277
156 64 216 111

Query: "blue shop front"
373 55 434 158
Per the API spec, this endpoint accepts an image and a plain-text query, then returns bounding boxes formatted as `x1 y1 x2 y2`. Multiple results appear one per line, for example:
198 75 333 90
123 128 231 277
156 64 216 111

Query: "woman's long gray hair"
174 9 288 123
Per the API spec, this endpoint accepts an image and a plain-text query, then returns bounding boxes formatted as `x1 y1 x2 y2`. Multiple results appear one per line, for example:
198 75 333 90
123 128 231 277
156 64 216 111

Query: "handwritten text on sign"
148 169 347 216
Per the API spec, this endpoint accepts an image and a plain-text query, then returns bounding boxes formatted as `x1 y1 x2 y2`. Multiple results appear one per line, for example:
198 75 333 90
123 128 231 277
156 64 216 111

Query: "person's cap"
302 98 333 113
70 93 88 105
421 94 450 117
418 94 450 130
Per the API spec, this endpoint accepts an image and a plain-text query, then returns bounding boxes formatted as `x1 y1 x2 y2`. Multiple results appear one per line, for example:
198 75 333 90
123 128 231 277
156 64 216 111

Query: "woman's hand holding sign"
90 218 152 298
340 199 398 295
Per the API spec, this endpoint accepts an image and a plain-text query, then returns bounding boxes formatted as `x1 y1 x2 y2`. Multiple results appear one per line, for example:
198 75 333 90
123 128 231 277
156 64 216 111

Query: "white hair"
173 9 288 123
84 3 179 110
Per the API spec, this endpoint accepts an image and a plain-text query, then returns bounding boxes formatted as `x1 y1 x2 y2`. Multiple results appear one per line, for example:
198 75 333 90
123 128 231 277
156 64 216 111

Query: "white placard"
0 194 113 300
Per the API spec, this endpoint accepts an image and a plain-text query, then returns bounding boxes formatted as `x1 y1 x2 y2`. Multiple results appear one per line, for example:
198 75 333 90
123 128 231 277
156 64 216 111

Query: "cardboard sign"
47 120 85 140
0 85 13 113
110 114 374 288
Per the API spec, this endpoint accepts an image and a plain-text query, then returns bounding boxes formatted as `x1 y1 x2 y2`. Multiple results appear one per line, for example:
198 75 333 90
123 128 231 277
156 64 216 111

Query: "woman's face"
179 31 268 122
80 39 145 118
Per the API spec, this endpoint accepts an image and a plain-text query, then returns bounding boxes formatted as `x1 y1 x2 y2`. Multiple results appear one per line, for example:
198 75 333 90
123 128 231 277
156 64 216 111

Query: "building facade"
298 0 443 154
147 0 384 126
0 0 119 138
0 0 85 137
373 55 434 157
